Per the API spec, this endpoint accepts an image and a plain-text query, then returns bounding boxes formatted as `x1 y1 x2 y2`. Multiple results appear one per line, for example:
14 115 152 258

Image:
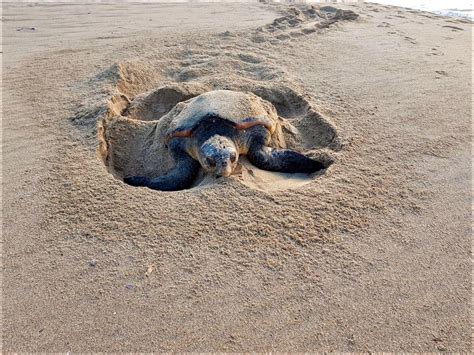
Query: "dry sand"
3 1 471 352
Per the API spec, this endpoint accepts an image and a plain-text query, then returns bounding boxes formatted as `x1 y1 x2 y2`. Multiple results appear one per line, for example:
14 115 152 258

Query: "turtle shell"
166 90 279 138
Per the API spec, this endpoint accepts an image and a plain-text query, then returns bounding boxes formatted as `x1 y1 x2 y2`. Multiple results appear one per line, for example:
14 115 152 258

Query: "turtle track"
251 5 358 45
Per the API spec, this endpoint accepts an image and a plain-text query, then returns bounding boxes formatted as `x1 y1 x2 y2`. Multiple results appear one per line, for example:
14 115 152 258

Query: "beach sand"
3 1 471 352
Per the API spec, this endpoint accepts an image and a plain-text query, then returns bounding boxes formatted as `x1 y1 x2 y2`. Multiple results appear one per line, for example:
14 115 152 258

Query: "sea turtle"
124 90 325 191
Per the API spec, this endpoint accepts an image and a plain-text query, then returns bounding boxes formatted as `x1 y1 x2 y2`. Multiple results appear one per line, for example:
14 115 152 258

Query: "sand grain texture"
3 1 471 352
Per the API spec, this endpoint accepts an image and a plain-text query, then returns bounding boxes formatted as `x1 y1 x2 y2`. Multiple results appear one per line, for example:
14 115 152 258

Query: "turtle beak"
215 160 233 178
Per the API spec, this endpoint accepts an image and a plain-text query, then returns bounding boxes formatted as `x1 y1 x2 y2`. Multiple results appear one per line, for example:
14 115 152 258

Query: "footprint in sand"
404 36 417 44
442 25 464 32
16 26 37 32
427 48 444 56
434 70 449 79
238 53 263 64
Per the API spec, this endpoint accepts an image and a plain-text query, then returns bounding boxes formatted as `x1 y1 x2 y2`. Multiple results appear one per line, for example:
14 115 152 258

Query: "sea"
366 0 473 20
306 1 472 20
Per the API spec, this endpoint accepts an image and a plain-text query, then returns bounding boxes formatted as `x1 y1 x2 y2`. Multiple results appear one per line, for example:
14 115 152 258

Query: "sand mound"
99 79 338 192
252 5 358 43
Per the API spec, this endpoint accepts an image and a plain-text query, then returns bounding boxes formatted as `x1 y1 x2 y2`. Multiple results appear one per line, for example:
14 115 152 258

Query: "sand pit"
99 79 337 191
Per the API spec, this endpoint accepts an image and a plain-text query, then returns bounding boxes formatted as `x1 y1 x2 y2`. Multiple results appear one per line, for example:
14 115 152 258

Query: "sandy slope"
3 1 471 352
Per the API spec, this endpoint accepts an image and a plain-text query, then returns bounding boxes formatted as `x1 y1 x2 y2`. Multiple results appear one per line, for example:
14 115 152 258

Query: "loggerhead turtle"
124 90 326 191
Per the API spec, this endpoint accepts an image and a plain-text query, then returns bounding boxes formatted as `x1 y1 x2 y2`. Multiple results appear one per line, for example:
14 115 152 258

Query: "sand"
3 1 471 352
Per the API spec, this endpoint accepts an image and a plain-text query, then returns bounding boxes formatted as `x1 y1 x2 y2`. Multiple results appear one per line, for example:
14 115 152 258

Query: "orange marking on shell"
235 120 273 133
172 130 193 138
165 129 193 145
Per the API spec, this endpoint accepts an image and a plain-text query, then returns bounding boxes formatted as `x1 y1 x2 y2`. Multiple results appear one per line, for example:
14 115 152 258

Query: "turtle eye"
230 153 237 162
206 157 216 167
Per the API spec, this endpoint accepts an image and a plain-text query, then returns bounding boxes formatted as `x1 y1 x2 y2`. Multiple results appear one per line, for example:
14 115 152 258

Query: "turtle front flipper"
124 140 200 191
246 127 325 174
248 147 325 174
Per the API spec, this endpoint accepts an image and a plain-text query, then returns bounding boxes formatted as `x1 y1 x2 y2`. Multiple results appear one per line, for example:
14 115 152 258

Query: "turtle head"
199 135 239 178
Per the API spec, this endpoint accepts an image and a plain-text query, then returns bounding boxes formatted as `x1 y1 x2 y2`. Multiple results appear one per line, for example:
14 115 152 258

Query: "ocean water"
367 0 473 20
274 0 473 20
306 1 472 20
